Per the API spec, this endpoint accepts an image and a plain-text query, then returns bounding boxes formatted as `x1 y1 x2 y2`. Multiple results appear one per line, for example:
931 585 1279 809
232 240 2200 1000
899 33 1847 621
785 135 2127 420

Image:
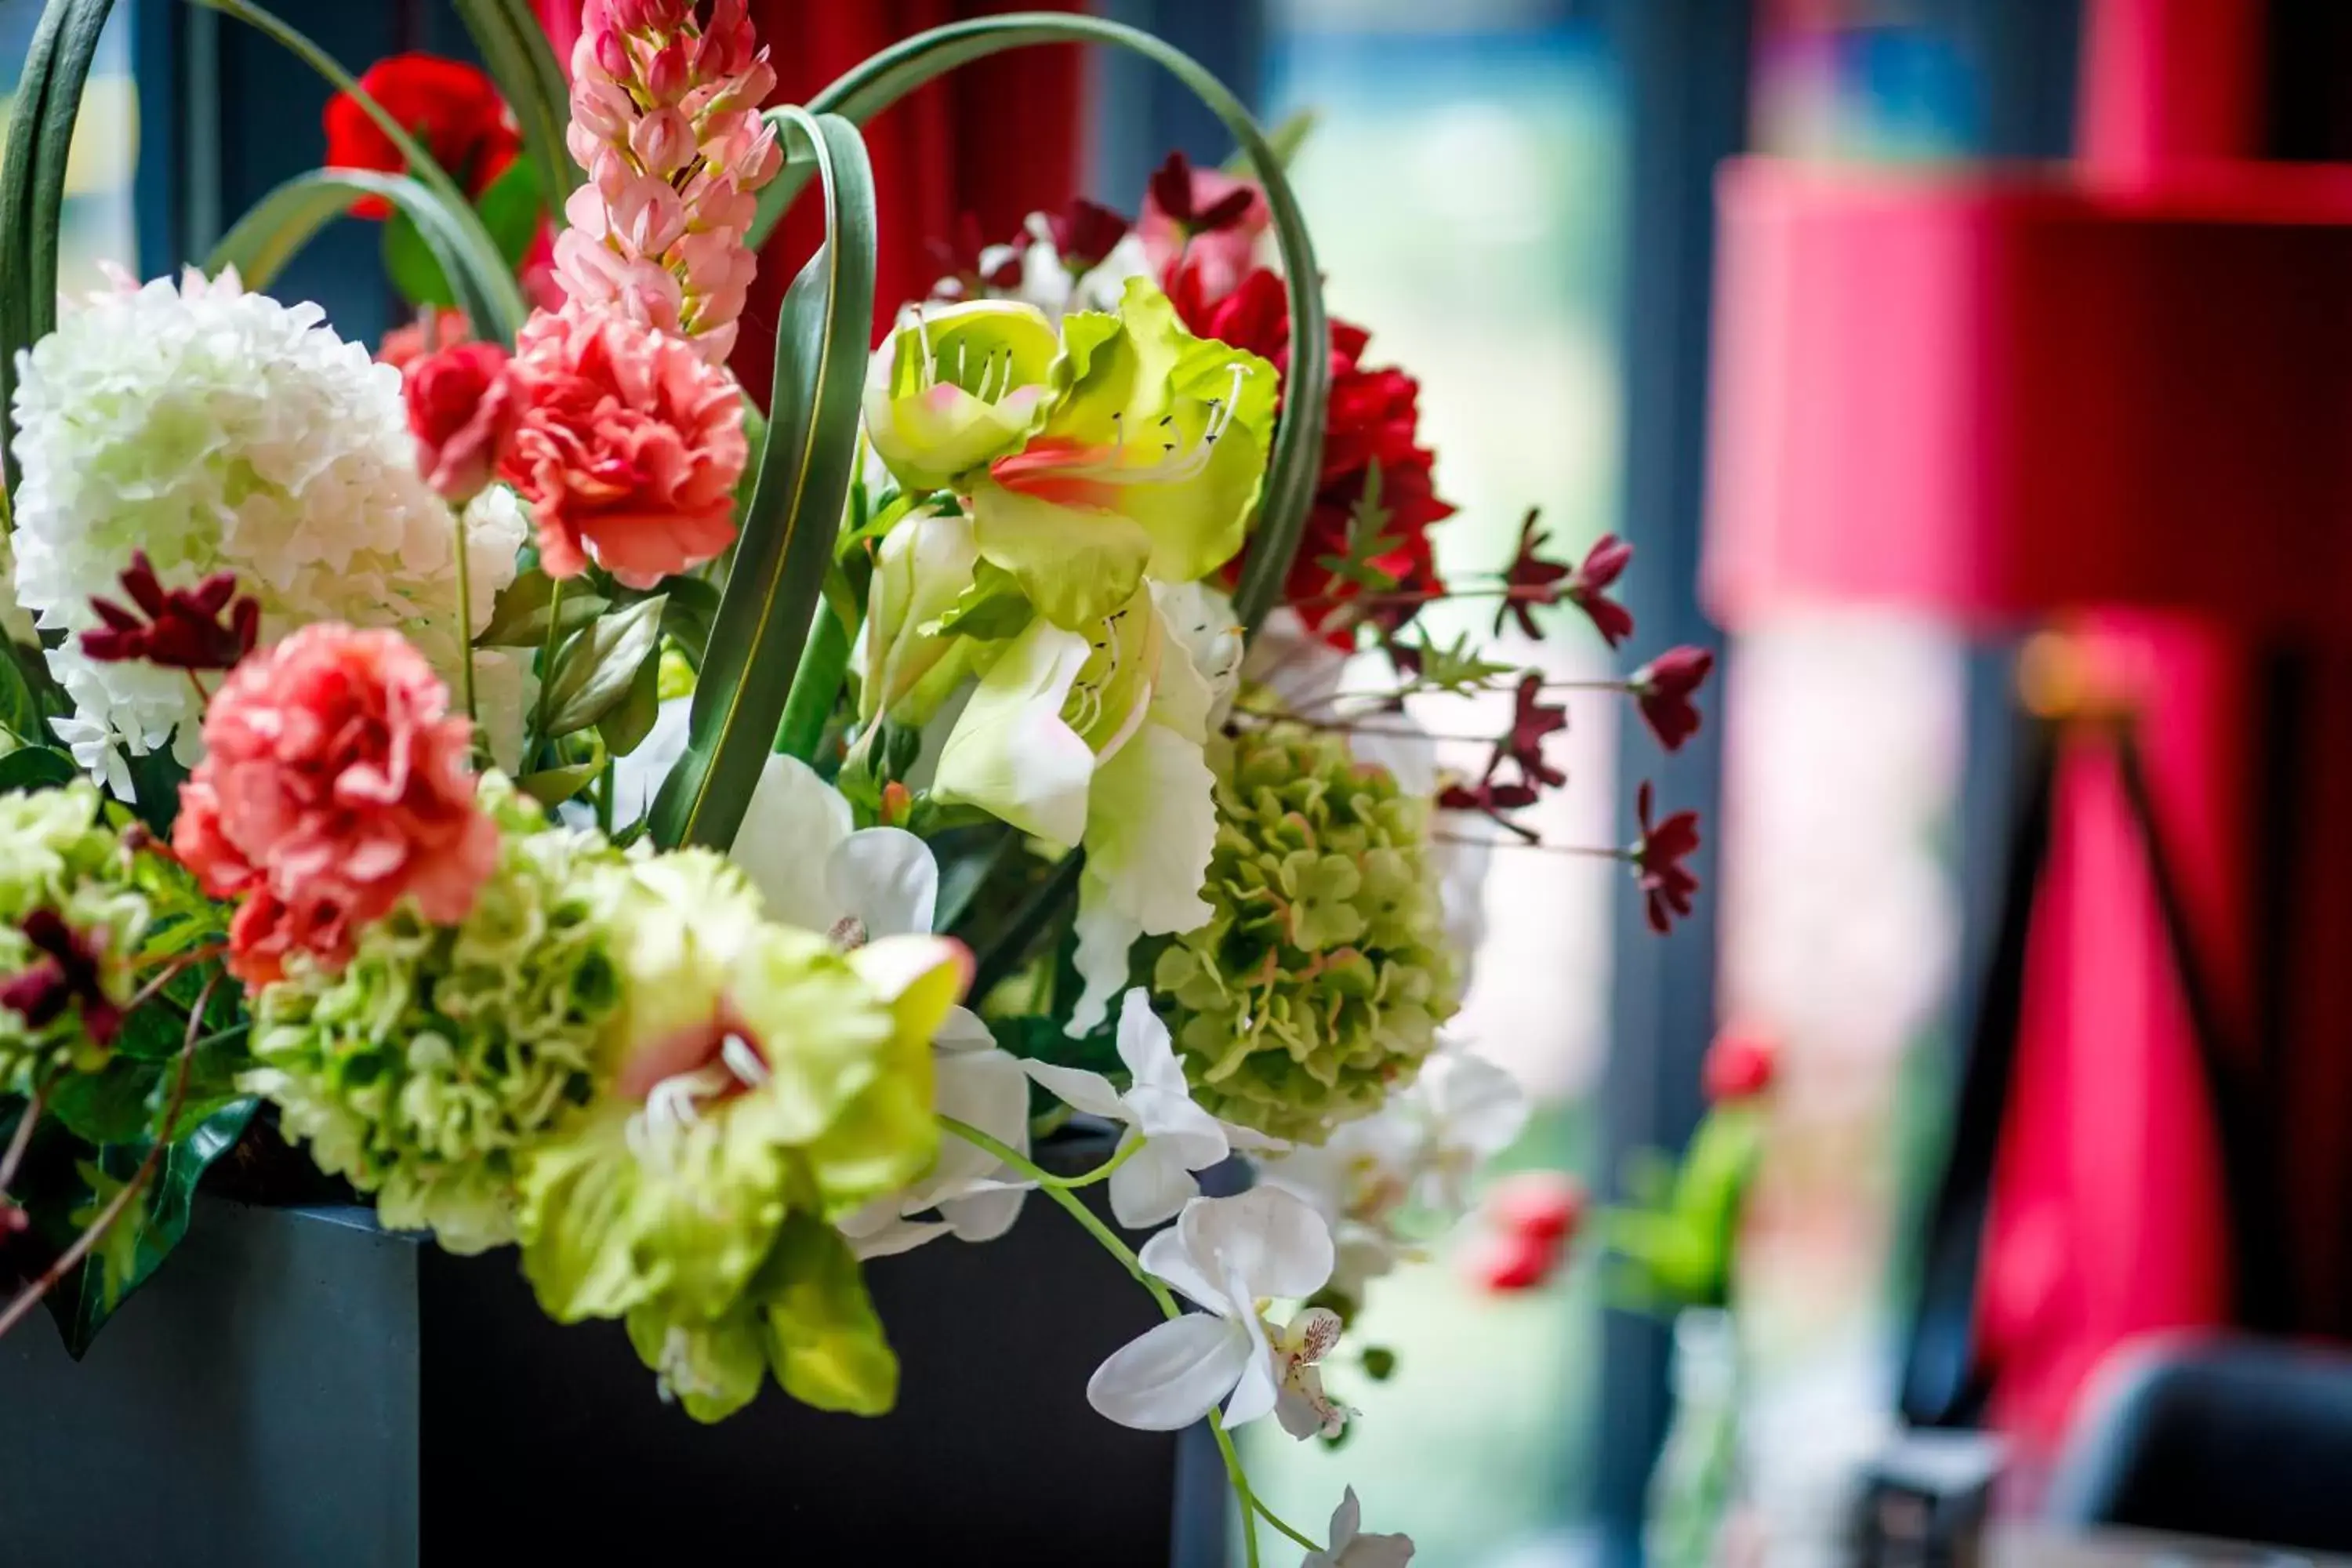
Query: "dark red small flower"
0 909 121 1047
1437 777 1540 817
1495 511 1573 641
1566 534 1635 648
1702 1028 1778 1103
1486 1171 1584 1247
81 553 260 672
1632 645 1715 753
927 212 1023 298
0 1200 27 1247
323 54 520 220
1147 151 1254 234
1044 197 1132 271
1633 782 1702 935
1502 673 1568 791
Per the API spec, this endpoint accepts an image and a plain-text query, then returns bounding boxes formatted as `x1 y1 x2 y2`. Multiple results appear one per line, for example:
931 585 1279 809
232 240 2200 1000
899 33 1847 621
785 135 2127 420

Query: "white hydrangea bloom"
6 269 524 785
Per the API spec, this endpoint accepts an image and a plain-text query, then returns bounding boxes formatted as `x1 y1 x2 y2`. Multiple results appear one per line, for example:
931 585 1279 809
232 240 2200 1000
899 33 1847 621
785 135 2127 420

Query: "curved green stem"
1038 1134 1139 1191
938 1116 1321 1563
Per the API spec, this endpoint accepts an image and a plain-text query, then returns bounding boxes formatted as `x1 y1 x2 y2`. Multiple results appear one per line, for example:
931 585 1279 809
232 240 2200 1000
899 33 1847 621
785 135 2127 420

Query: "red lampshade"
1703 158 2352 641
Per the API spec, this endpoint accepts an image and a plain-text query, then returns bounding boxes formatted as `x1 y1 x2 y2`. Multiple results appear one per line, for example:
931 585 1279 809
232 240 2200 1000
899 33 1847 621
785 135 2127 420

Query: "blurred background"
21 0 2352 1561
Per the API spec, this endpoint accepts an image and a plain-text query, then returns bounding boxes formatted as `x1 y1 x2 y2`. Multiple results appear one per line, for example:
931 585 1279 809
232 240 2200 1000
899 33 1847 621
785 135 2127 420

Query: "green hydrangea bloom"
516 848 961 1421
243 779 632 1253
0 782 152 1090
1152 724 1461 1143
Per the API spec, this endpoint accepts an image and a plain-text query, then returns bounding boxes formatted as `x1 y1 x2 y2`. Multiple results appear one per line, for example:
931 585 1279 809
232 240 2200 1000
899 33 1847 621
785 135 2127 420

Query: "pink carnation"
174 625 497 988
501 308 746 587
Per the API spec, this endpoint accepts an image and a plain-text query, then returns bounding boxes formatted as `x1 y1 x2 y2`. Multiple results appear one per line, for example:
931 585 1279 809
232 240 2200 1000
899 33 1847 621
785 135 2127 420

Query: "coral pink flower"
500 308 746 587
405 339 517 503
174 625 497 987
1702 1028 1779 1104
554 0 780 364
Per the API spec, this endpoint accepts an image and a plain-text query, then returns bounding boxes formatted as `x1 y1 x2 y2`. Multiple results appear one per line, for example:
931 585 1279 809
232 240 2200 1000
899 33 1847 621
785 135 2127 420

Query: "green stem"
1038 1134 1138 1191
532 576 565 760
594 757 615 834
938 1116 1318 1565
452 493 479 726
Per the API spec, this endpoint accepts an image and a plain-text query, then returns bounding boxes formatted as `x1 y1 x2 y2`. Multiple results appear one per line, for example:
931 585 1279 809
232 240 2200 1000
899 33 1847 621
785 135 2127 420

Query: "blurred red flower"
324 54 520 220
1633 782 1702 935
1703 1029 1779 1103
1486 1170 1585 1247
405 340 517 504
0 909 122 1047
1632 644 1715 753
81 552 259 673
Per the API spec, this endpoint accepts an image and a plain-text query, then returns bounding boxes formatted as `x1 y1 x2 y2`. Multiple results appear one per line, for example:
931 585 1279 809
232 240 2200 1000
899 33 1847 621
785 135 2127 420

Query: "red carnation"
1703 1028 1779 1104
1633 782 1702 935
324 54 520 220
405 340 517 504
1632 645 1715 753
81 553 260 672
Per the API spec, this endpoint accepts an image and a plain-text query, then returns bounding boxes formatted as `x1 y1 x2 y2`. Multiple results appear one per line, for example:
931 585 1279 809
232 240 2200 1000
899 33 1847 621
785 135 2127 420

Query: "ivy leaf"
477 569 611 648
1392 629 1516 698
0 746 76 792
540 595 666 737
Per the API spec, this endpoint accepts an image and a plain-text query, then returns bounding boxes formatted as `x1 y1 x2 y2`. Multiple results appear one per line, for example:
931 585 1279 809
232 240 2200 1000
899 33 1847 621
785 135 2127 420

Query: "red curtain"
533 1 1088 403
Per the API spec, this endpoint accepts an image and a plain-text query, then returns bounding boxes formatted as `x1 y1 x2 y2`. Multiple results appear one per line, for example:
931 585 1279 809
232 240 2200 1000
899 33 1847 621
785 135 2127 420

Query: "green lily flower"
967 278 1277 631
863 300 1062 494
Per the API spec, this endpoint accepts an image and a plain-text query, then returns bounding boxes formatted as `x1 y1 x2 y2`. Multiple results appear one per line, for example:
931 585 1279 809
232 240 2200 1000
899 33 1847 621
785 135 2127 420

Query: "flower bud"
405 340 517 505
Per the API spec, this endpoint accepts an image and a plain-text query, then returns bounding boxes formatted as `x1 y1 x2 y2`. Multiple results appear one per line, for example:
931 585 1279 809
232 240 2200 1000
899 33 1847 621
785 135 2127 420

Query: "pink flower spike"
174 625 497 987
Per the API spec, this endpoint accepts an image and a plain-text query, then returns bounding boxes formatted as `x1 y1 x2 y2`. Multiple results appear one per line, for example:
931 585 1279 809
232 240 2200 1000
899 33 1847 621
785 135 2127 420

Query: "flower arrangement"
0 2 1716 1561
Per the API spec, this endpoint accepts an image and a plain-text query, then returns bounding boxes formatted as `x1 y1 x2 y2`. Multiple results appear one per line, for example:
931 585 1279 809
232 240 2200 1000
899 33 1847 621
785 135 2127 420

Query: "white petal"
1021 1060 1128 1121
829 826 940 939
1109 1146 1202 1230
1221 1282 1281 1428
732 752 855 929
844 1216 956 1261
1330 1487 1364 1547
1138 1214 1233 1314
1067 894 1145 1038
934 1005 997 1054
1126 1087 1229 1174
1143 581 1231 743
1425 1051 1530 1158
1082 721 1216 936
1116 987 1187 1094
845 932 970 1009
1086 1314 1253 1432
932 619 1096 845
940 1183 1028 1244
1178 1187 1335 1305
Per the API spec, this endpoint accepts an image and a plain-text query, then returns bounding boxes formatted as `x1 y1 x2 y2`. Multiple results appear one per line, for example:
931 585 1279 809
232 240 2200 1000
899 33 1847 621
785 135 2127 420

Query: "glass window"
0 5 141 298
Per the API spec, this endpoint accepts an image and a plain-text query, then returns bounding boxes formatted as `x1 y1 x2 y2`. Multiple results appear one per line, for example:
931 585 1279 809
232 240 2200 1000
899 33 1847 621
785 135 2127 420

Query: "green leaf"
519 734 609 807
657 575 723 670
209 167 523 345
120 747 187 837
649 109 877 852
0 642 42 745
382 209 460 309
46 1058 165 1146
476 157 544 268
541 595 666 737
0 0 115 495
45 1097 257 1357
597 643 662 757
449 0 579 220
771 18 1329 632
477 569 611 648
0 747 77 792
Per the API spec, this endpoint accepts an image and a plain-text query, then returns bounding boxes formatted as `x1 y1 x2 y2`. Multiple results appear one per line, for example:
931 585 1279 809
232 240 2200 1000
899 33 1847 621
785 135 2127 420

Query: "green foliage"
541 594 666 738
1598 1105 1764 1315
0 747 77 792
477 569 612 648
449 0 577 220
383 158 543 309
651 108 876 852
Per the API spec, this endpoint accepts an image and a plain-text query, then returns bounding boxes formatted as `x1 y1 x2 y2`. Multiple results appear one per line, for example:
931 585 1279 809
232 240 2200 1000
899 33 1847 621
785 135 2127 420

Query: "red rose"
405 339 517 503
324 54 520 220
1167 258 1455 646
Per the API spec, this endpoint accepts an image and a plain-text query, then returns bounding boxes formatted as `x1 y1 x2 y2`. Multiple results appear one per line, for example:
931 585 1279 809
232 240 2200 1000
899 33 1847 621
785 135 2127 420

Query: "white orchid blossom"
1023 989 1229 1229
1301 1489 1416 1568
1256 1047 1529 1307
1086 1186 1336 1432
725 752 1033 1254
1270 1305 1355 1440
